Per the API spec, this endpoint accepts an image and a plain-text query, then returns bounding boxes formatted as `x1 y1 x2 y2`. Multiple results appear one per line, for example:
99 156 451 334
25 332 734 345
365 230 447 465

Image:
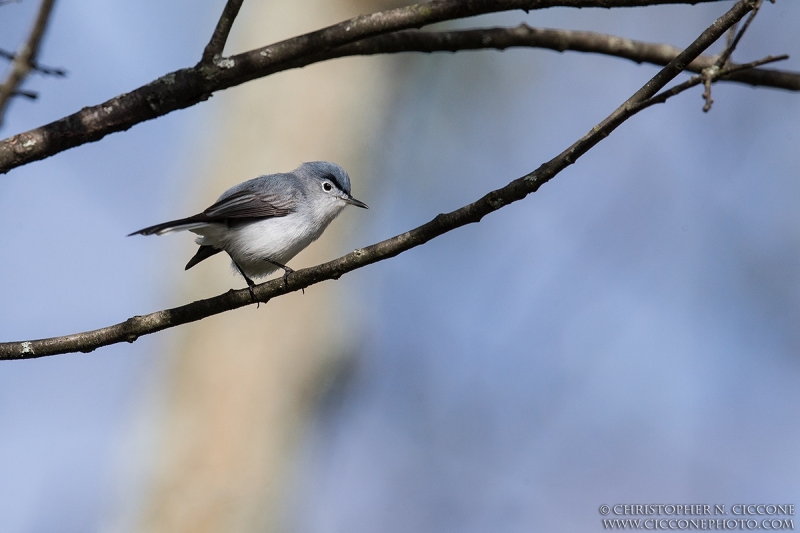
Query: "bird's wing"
202 189 297 219
129 174 300 236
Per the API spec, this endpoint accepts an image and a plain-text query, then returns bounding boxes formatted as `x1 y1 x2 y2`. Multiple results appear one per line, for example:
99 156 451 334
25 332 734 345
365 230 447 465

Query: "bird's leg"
264 258 302 293
233 261 258 304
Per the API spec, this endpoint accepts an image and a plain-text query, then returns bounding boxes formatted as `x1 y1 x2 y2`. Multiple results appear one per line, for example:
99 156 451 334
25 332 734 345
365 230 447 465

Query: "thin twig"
0 0 758 360
701 76 714 111
0 48 66 76
0 0 58 126
702 0 763 111
724 23 738 52
634 54 788 114
717 0 762 67
0 0 745 175
11 89 38 100
201 0 244 64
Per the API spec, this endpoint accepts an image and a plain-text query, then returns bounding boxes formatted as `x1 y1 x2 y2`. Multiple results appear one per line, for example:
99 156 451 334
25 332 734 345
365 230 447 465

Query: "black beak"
344 195 369 209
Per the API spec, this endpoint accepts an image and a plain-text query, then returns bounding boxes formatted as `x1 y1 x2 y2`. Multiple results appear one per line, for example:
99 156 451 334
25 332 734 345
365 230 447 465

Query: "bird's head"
297 161 369 213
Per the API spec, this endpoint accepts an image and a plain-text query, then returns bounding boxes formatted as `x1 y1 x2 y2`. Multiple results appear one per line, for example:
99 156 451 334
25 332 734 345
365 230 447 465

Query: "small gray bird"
130 161 368 291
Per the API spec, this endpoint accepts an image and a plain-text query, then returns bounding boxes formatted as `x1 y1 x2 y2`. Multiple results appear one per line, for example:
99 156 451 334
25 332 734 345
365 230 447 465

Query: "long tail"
128 214 211 236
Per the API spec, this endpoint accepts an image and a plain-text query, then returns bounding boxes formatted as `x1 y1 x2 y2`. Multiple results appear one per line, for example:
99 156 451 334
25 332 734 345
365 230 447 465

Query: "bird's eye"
322 181 333 192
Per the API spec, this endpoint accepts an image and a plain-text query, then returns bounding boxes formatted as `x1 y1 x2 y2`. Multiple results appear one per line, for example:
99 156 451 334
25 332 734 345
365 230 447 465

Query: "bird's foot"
245 278 259 307
280 266 299 293
265 258 300 292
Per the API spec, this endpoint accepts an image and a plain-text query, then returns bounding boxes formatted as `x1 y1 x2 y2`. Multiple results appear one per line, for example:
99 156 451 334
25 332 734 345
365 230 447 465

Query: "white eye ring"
322 181 333 192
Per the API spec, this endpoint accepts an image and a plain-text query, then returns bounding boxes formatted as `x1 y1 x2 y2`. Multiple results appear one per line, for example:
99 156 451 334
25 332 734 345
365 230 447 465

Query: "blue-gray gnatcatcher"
130 161 368 291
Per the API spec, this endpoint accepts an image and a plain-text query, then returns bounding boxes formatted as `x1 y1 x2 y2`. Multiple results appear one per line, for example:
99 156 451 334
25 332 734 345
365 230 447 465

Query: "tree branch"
0 0 736 175
700 0 763 111
0 48 66 77
0 0 58 126
340 25 798 91
0 0 759 361
10 89 39 99
637 53 789 115
201 0 244 64
716 0 761 67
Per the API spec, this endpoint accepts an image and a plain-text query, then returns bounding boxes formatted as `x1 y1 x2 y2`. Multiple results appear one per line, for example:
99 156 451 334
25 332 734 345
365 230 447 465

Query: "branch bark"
341 25 798 91
0 0 740 175
0 0 759 361
0 0 57 126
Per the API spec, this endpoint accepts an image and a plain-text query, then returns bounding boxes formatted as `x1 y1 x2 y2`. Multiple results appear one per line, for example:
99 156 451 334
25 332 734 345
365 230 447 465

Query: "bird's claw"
264 258 297 292
246 281 259 307
281 267 297 292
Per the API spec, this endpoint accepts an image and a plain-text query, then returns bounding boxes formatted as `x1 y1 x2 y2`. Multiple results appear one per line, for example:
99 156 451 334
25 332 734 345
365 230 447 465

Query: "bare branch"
338 25 798 91
702 0 764 111
633 54 789 114
716 0 762 67
0 0 759 361
0 0 58 126
0 0 736 175
201 0 244 64
10 89 38 99
715 54 788 77
0 48 66 77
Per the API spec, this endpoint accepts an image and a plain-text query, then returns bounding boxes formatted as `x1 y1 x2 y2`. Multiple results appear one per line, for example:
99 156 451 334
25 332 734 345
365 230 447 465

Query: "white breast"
191 203 345 278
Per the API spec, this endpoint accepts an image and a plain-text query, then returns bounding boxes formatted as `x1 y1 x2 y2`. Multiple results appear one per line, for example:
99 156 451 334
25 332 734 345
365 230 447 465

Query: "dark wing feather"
128 213 210 236
129 191 296 236
202 190 296 219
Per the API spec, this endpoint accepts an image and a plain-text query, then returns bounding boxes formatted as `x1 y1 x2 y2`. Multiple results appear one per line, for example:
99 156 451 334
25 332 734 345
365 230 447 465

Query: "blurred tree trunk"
131 2 401 532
